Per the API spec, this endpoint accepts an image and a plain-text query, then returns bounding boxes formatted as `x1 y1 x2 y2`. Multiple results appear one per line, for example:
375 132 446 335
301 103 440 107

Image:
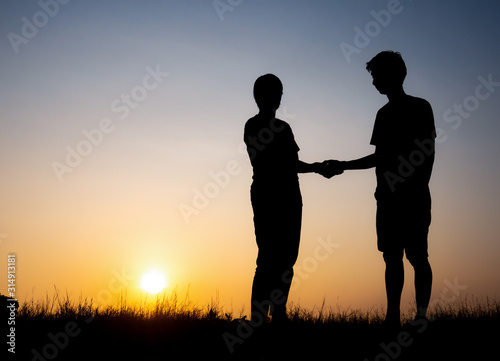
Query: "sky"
1 0 500 315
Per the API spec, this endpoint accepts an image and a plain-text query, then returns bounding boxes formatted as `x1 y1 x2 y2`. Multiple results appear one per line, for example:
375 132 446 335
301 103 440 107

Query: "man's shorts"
376 201 431 260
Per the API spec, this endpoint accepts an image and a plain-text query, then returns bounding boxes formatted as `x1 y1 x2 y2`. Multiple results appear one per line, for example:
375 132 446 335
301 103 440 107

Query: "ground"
6 310 499 361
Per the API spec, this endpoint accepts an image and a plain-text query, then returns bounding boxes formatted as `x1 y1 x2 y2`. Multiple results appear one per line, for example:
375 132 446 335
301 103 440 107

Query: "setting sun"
140 270 167 294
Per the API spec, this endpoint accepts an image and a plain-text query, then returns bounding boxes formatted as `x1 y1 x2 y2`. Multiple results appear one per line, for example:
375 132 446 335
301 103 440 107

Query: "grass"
7 291 500 361
19 288 230 323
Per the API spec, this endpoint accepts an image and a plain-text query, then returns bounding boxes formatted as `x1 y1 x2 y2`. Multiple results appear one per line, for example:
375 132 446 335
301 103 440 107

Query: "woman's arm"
297 160 321 174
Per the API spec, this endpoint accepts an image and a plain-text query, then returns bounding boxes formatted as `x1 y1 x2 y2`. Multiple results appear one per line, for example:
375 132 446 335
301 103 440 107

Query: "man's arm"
341 153 376 170
297 160 342 178
324 153 376 176
297 160 344 179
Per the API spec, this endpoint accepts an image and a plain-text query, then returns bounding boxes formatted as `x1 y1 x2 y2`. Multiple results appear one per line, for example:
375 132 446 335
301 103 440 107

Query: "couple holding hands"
244 51 435 330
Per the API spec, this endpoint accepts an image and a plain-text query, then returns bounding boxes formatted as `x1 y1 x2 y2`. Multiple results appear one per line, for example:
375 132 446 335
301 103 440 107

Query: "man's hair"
366 51 407 84
253 74 283 109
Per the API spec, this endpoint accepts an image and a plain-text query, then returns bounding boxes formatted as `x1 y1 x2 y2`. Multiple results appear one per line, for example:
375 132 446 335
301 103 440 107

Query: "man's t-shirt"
370 95 435 206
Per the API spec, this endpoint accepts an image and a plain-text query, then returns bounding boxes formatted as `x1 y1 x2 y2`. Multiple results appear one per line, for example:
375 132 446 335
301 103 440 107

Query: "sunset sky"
1 0 500 314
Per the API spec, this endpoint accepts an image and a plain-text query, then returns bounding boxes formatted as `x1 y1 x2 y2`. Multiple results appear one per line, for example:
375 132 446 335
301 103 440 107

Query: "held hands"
314 160 345 179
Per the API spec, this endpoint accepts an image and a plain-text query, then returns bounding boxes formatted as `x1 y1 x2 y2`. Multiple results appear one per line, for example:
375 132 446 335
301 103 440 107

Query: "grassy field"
4 291 500 361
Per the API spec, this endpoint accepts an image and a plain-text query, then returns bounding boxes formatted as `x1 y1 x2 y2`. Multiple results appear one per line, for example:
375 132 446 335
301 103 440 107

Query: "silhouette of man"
328 51 435 327
244 74 336 324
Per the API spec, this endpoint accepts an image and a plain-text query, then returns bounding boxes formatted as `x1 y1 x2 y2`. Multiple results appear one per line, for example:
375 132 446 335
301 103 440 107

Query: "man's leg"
408 256 432 318
383 249 405 325
406 222 432 319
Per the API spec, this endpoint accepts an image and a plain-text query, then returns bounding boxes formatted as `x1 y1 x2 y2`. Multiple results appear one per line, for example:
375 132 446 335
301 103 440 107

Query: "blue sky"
1 0 500 311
